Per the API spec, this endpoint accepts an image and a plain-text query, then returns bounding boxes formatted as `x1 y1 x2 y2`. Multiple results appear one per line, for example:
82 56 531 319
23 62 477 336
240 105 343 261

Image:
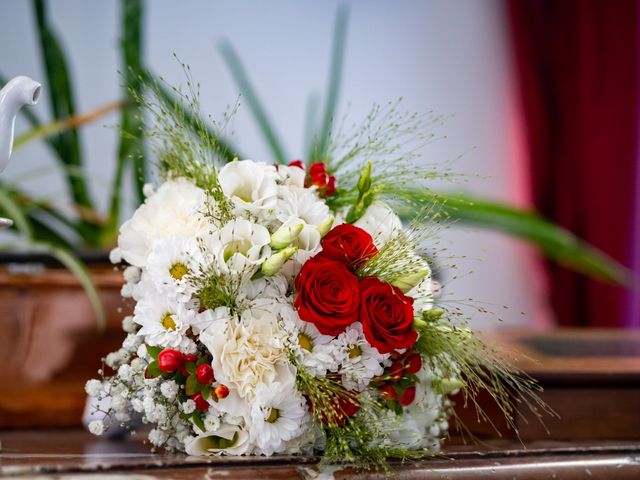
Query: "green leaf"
184 361 197 375
192 411 205 432
397 188 630 285
33 0 97 234
201 385 212 400
310 6 349 161
31 241 106 332
219 41 288 164
144 360 162 379
146 345 162 360
185 374 200 396
0 188 34 240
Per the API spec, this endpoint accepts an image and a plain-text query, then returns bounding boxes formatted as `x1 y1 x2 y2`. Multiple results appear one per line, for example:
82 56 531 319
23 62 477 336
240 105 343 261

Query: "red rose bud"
196 364 215 385
399 386 417 406
191 392 209 412
326 175 337 196
389 361 404 381
404 352 423 375
379 384 398 401
157 349 183 373
289 159 305 170
309 162 327 176
214 384 230 400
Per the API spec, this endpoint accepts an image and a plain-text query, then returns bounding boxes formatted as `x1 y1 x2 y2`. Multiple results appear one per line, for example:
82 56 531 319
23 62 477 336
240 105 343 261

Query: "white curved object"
0 75 41 228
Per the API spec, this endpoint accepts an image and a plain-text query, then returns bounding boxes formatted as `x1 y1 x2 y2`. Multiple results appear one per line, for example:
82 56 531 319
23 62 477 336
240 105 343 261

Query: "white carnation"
354 201 403 248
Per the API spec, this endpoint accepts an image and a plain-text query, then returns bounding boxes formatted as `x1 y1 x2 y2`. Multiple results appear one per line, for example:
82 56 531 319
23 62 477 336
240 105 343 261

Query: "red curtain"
506 0 638 327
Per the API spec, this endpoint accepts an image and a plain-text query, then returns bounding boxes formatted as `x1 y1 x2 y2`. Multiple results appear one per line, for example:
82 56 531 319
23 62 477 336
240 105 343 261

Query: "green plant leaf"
33 0 96 218
0 188 34 240
192 411 205 432
185 374 200 396
397 188 630 285
219 41 288 164
146 345 162 360
106 0 146 246
145 360 162 379
31 241 106 332
310 5 349 162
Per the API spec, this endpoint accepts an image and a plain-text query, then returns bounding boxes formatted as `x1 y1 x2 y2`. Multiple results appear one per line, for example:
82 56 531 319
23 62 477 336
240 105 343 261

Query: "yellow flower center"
298 333 313 352
348 346 362 359
162 314 177 330
265 407 280 423
169 262 189 280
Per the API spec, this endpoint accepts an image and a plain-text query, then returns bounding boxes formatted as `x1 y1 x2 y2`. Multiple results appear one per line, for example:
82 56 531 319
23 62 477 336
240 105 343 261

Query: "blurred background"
0 0 637 428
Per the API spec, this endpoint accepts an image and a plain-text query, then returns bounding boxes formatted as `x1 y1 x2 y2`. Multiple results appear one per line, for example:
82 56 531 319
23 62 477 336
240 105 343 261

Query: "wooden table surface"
1 429 639 479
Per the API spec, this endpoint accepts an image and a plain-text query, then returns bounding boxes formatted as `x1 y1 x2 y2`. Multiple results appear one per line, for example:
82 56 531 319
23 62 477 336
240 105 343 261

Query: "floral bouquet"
86 84 545 469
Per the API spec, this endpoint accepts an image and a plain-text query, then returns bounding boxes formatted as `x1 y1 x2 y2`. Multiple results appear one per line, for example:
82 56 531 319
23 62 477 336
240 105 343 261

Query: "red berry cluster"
147 348 229 414
375 351 422 410
289 160 336 197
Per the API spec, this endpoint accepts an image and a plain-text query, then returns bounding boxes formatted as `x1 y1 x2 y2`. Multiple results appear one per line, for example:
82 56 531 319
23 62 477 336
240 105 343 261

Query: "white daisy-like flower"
335 322 388 391
134 292 195 348
354 201 403 248
191 306 231 335
207 218 271 278
117 178 209 267
280 302 338 376
249 382 309 456
146 236 205 301
218 159 278 216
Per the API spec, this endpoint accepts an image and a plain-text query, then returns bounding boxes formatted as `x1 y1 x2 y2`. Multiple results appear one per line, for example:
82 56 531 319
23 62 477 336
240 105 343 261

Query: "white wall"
0 0 551 328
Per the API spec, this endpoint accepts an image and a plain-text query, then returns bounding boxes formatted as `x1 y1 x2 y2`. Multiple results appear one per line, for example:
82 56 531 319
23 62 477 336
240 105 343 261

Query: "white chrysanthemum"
117 178 209 267
335 322 388 391
146 236 205 300
191 306 231 335
207 218 271 277
134 292 195 348
354 201 403 248
280 302 338 376
218 159 278 215
250 382 309 456
199 308 295 401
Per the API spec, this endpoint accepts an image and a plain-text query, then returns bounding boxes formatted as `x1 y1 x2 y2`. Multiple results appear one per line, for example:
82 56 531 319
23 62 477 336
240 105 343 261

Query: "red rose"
359 276 417 354
320 224 378 270
294 256 360 336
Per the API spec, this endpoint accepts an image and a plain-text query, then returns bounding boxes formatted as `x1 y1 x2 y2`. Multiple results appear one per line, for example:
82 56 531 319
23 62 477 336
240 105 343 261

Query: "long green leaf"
107 0 146 245
33 0 99 246
0 188 34 240
32 241 106 332
311 5 349 162
396 189 630 285
219 42 288 164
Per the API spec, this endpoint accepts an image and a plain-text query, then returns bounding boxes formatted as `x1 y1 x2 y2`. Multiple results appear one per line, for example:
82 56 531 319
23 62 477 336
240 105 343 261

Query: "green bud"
422 308 445 323
413 317 428 331
261 247 298 276
392 269 430 293
357 162 372 194
432 378 465 395
270 223 304 250
316 215 335 237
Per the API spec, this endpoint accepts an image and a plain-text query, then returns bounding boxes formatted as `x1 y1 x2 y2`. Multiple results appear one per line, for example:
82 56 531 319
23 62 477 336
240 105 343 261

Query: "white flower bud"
84 379 102 397
261 247 298 276
316 215 335 238
270 223 304 249
88 420 105 436
392 269 430 293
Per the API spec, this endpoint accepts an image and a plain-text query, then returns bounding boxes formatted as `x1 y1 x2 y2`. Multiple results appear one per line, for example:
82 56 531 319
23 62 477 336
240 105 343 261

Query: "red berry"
196 364 215 385
389 361 404 381
404 352 422 375
390 350 403 360
183 354 198 363
214 384 230 400
157 349 183 373
326 175 337 196
289 159 305 170
309 162 327 176
191 392 209 412
399 386 416 406
379 384 397 401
